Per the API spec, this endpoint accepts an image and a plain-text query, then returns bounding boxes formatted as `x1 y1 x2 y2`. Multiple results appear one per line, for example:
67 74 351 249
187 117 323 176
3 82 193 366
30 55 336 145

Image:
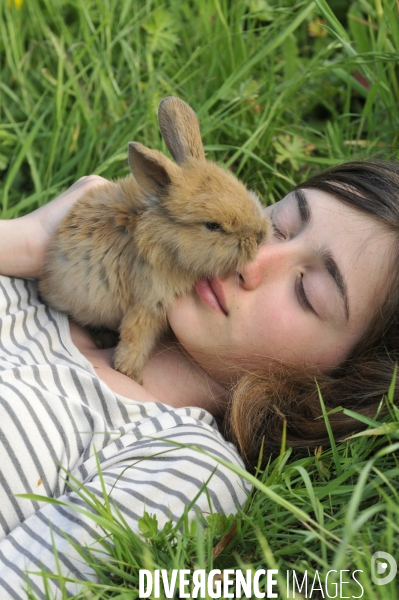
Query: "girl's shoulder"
77 400 251 517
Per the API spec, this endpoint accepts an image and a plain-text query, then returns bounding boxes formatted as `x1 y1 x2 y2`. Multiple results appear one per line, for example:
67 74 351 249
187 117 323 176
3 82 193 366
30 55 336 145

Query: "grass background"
1 0 399 597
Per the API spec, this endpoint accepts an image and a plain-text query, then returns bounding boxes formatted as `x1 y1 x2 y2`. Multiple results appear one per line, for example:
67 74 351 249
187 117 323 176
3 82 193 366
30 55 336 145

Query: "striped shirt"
0 276 249 599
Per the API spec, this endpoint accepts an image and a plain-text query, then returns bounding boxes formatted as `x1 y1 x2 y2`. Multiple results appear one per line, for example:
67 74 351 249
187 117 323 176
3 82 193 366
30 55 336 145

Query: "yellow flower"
7 0 23 8
308 17 327 38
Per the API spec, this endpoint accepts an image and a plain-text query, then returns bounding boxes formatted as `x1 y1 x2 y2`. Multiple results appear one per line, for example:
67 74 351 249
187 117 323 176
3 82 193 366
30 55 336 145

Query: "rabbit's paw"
114 342 144 384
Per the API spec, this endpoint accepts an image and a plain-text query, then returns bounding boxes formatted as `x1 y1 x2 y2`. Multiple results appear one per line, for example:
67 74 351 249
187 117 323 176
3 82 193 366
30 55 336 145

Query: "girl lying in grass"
0 160 397 598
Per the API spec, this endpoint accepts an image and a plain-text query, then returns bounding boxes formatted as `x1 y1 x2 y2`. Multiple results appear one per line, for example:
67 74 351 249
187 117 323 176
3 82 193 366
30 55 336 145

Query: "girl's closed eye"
296 273 315 313
271 218 286 240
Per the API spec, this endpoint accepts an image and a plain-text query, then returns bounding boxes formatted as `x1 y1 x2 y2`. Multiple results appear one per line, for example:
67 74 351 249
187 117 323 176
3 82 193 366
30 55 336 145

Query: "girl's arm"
0 176 107 279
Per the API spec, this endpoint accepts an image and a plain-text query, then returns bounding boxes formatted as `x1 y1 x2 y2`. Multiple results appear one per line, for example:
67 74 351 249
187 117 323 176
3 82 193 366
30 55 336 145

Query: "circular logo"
371 551 397 586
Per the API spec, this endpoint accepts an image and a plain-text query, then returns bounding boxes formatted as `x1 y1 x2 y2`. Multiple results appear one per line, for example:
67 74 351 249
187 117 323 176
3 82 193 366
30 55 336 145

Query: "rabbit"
39 97 272 384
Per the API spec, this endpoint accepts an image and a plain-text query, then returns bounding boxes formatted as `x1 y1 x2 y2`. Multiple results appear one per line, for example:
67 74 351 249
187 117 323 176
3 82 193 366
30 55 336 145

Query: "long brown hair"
225 160 399 469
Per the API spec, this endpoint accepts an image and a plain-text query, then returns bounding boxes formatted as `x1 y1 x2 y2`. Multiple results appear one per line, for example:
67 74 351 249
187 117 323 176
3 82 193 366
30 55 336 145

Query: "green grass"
2 0 399 598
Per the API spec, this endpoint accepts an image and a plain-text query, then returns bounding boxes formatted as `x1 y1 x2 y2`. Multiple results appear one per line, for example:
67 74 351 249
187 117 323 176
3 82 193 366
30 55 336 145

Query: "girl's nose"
238 241 297 291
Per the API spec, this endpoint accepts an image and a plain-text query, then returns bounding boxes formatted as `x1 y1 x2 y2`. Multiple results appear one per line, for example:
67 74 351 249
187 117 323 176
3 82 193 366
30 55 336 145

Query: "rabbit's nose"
240 236 258 259
257 230 266 245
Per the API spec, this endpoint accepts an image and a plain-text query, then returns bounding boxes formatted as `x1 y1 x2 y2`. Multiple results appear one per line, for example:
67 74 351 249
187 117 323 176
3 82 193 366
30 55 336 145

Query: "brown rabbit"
39 97 271 383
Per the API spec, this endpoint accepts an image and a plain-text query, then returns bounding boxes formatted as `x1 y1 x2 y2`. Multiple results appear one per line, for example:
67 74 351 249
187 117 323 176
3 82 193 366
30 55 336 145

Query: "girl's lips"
194 278 228 315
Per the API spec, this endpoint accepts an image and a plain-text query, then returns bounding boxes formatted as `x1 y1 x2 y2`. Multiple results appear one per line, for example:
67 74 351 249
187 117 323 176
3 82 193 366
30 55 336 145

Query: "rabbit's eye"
205 222 224 232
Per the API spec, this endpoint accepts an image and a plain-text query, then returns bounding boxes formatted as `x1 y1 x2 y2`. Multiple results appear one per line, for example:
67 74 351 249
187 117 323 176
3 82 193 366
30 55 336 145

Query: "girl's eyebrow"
294 189 350 322
320 247 350 321
294 189 311 226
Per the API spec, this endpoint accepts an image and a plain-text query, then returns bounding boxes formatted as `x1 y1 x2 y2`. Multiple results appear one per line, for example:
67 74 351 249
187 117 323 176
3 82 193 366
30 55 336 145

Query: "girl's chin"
167 293 200 340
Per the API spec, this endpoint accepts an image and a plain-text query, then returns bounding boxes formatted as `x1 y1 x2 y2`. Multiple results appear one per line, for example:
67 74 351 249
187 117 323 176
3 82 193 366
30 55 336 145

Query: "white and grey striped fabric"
0 276 249 599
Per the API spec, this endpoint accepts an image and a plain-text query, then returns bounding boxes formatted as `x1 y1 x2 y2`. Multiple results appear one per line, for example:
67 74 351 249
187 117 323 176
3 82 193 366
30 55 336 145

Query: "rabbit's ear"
158 97 205 164
128 142 178 195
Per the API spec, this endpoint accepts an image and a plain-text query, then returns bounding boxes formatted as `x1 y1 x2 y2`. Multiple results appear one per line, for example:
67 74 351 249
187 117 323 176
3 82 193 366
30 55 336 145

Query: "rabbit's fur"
39 97 271 383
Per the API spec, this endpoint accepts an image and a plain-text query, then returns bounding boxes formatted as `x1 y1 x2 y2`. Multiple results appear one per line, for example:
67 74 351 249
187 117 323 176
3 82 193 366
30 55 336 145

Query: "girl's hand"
0 176 107 279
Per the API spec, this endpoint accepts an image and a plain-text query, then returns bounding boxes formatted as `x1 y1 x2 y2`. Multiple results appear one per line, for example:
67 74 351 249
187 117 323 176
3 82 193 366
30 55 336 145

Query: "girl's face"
167 189 393 385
